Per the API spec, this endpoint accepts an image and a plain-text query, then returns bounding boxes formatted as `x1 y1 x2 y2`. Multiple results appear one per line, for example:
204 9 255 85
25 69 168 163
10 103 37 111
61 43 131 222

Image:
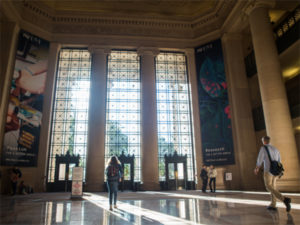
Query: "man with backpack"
105 156 123 210
254 136 291 212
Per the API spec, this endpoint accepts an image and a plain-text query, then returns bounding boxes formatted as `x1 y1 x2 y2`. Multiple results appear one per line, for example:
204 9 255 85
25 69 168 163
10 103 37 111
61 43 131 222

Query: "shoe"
109 205 113 210
267 206 277 211
114 205 118 209
283 197 291 212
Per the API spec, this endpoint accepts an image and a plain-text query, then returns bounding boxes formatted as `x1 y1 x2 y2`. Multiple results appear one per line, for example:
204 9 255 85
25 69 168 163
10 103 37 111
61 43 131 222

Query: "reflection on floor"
0 190 299 225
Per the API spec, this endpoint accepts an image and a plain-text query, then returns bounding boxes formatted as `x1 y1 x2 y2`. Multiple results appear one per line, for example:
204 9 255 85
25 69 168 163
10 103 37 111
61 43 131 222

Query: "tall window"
48 49 91 182
156 52 195 181
105 50 141 181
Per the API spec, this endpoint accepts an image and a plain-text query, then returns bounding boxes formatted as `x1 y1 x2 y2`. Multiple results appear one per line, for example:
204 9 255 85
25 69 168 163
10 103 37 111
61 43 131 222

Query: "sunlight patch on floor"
84 193 205 225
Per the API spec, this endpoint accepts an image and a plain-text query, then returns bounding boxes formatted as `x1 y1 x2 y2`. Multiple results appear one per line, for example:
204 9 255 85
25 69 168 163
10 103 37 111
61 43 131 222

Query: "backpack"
264 146 284 177
107 165 119 177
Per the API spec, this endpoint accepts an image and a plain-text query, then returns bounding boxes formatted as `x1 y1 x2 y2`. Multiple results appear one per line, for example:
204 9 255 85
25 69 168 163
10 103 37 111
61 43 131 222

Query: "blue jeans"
107 181 119 205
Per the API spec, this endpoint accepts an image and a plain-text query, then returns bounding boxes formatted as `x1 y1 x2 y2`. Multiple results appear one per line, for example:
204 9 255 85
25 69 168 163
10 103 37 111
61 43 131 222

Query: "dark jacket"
200 168 208 180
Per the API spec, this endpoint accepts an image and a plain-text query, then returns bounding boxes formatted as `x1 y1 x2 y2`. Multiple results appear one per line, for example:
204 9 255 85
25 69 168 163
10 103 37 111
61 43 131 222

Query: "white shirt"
208 168 217 178
256 144 281 173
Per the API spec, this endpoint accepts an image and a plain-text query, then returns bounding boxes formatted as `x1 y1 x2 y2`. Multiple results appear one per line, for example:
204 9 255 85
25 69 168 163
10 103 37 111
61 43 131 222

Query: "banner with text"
1 30 50 166
195 39 235 166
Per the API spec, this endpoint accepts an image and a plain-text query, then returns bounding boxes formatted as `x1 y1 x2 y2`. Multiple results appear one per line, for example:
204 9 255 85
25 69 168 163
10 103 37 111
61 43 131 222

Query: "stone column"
247 1 300 190
0 21 20 154
222 33 263 190
36 43 61 191
138 47 160 190
85 46 110 191
184 49 203 190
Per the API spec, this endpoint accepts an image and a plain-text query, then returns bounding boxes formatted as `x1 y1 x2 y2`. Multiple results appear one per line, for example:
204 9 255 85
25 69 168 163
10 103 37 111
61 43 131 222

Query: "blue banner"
195 39 235 166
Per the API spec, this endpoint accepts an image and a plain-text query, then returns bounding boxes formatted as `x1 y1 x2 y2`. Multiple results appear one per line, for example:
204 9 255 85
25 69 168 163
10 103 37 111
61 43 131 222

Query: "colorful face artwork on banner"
195 39 235 166
1 30 49 167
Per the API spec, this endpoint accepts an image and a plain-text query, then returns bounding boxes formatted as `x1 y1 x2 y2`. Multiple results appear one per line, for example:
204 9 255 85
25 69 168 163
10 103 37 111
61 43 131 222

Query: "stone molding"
183 48 195 56
137 47 160 57
222 33 244 42
88 45 111 55
243 0 276 16
4 0 237 40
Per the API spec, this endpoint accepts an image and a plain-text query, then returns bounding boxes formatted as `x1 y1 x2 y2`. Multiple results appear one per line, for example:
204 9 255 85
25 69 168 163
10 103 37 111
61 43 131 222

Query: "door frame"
164 151 187 190
47 151 80 192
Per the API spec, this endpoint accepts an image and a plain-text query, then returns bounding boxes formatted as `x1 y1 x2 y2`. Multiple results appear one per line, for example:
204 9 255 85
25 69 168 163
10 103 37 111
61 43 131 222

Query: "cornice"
183 48 195 56
244 0 276 16
137 47 160 56
222 0 249 33
221 33 245 42
7 0 239 41
0 0 22 23
88 45 111 55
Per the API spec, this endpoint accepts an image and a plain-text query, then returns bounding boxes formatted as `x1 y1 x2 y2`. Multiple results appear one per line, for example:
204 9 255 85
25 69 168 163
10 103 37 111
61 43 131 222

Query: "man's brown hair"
262 136 270 144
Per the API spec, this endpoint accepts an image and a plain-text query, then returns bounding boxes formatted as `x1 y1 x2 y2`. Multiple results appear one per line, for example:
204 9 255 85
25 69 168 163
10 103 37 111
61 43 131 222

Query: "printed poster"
195 39 235 166
1 30 50 166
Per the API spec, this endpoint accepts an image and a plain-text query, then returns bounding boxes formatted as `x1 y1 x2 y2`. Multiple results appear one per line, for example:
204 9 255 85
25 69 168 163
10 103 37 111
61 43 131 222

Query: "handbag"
264 146 284 177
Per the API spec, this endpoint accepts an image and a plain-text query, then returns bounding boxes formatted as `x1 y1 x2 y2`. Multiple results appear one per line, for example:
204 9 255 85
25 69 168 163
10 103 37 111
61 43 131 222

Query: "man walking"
254 136 291 212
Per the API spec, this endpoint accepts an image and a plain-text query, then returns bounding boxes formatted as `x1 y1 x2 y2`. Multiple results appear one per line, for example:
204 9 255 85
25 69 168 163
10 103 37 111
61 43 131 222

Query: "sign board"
72 181 83 197
72 167 83 181
71 167 83 197
225 172 232 181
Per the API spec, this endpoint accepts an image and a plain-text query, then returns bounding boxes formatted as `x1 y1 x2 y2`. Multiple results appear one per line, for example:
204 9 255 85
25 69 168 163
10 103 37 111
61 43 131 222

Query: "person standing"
105 156 123 210
200 165 208 192
254 136 291 212
208 165 217 192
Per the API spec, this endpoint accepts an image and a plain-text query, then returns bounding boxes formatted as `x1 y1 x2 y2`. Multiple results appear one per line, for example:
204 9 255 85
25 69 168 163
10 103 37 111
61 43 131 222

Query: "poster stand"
71 167 83 199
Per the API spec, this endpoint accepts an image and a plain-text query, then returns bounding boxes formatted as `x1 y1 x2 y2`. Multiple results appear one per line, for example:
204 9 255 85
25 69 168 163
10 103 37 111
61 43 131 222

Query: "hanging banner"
1 30 49 167
195 39 235 166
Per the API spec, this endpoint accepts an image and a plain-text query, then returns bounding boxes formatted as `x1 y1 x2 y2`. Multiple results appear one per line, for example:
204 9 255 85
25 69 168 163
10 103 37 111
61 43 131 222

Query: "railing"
274 6 300 40
275 5 300 54
244 5 300 78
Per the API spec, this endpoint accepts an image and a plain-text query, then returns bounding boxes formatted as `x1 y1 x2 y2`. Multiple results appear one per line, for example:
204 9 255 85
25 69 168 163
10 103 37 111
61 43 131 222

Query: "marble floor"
0 190 299 225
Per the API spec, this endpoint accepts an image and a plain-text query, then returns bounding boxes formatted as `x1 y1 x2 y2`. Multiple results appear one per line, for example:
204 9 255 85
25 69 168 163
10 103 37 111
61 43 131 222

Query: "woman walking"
105 156 123 210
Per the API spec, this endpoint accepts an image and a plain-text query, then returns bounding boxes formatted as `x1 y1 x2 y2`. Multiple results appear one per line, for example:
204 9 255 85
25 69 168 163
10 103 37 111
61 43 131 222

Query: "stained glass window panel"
48 49 91 182
105 50 141 182
156 52 195 181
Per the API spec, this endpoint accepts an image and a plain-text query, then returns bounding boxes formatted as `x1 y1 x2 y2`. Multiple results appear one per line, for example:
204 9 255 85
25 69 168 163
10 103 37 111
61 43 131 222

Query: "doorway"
165 151 187 190
117 151 136 191
47 151 80 192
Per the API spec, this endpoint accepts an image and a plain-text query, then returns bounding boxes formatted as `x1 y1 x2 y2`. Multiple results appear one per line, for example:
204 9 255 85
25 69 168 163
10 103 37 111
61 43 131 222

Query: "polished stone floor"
0 190 299 225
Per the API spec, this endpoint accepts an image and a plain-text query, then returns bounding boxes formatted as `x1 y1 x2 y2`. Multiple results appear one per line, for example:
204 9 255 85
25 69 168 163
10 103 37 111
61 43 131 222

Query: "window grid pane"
105 50 141 182
48 49 91 182
156 52 195 181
